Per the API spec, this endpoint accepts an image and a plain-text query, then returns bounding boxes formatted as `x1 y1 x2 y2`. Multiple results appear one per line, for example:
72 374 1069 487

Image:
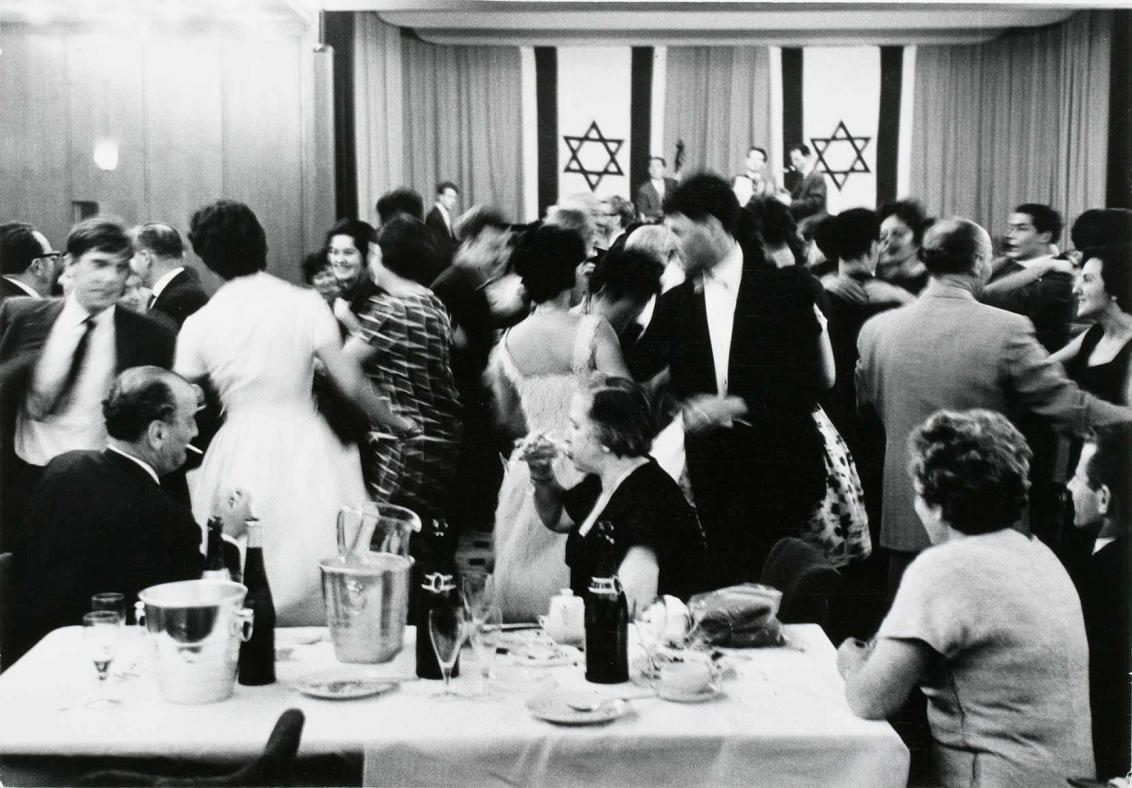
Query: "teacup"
660 656 715 695
539 589 585 645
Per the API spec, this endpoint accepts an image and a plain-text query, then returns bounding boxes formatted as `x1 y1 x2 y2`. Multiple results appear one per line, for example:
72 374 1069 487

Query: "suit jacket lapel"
113 309 132 373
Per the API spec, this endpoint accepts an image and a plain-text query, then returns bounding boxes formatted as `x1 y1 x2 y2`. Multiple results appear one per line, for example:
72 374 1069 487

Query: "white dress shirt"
15 299 117 466
149 267 186 302
2 276 39 298
701 242 744 396
651 178 667 201
107 444 160 484
435 204 453 236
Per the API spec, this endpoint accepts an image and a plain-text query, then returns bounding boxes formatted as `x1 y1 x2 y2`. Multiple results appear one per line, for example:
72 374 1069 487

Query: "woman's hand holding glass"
519 432 561 482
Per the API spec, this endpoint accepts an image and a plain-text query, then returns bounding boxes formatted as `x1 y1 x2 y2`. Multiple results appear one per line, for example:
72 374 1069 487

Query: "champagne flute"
631 596 668 680
469 606 503 698
429 606 468 698
460 571 493 624
83 611 122 709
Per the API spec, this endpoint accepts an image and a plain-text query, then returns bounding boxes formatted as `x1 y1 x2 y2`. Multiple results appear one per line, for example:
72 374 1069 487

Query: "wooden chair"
760 537 842 632
76 708 305 787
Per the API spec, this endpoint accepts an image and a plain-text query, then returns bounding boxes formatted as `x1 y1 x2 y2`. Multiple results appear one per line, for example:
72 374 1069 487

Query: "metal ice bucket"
136 580 253 704
320 552 412 663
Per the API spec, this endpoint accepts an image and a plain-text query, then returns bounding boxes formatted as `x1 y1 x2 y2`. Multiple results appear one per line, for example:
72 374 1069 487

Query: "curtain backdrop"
399 32 523 221
663 46 773 180
353 12 404 225
910 11 1112 236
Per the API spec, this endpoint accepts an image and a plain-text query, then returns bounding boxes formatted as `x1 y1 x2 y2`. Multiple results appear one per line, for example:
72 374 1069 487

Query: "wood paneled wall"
0 21 334 287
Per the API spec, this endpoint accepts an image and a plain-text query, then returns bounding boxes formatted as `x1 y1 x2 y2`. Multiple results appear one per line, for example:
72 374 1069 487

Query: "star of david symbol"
810 120 872 192
563 121 625 191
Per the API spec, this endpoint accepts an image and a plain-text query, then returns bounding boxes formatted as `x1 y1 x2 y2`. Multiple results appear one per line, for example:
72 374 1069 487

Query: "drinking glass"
460 571 493 624
631 596 668 679
91 592 126 625
83 611 121 709
428 606 468 698
469 606 503 698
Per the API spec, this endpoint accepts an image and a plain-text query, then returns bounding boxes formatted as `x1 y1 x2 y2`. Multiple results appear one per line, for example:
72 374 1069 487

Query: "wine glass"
631 596 668 680
83 611 122 709
468 606 503 698
460 571 493 624
91 592 126 625
428 606 468 698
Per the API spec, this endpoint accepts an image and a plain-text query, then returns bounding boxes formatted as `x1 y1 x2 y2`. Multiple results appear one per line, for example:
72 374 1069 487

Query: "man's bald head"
103 367 199 476
920 217 992 282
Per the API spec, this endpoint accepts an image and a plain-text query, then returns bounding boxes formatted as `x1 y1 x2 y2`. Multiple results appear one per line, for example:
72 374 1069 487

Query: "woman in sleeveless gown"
176 201 416 626
487 225 629 621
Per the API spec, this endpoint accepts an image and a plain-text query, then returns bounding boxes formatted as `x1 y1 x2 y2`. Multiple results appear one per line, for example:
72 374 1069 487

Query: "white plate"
656 683 723 704
507 642 582 667
294 670 397 700
526 690 628 725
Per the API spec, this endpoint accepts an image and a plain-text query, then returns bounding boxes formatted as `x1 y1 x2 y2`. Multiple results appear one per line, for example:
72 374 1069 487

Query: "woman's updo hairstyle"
584 374 655 458
1080 243 1132 313
511 224 585 303
188 200 268 280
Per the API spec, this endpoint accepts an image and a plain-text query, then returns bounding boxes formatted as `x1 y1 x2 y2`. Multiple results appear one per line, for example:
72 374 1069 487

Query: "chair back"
760 538 842 630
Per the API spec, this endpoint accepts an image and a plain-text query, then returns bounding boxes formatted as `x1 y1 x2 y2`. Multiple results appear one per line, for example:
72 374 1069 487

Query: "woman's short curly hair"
188 200 267 279
583 374 655 458
512 224 585 303
908 409 1032 535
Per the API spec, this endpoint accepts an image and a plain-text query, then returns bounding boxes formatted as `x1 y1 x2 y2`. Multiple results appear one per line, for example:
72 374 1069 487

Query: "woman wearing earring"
522 375 706 612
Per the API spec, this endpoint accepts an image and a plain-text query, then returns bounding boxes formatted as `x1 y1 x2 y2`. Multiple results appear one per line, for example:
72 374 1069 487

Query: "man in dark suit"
425 181 460 267
632 173 832 585
0 222 63 302
6 366 203 666
130 222 208 330
0 218 175 551
635 156 678 222
1066 424 1131 781
779 143 827 222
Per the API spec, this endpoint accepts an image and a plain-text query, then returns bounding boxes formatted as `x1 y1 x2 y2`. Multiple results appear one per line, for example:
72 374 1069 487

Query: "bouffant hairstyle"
1082 424 1132 528
0 222 44 275
919 218 986 277
376 215 440 286
877 200 931 246
188 200 267 280
1079 243 1132 313
1014 203 1063 244
584 374 655 458
325 218 376 266
67 217 132 261
102 366 180 442
662 172 740 236
908 409 1032 535
590 246 663 305
1071 208 1132 251
511 224 585 303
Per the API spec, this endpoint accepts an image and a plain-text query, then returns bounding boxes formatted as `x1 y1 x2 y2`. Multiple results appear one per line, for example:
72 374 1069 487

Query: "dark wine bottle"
238 519 275 686
202 516 230 582
416 572 460 680
585 576 628 684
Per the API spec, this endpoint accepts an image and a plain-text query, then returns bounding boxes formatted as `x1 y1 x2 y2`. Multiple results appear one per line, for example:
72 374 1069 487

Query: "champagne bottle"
416 572 460 680
238 519 275 686
202 516 230 582
585 576 628 684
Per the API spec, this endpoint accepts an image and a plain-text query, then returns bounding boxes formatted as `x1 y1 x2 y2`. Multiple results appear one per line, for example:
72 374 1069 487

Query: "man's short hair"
832 208 879 262
67 217 131 261
789 143 811 158
547 207 597 250
133 223 184 259
376 188 425 224
1013 203 1063 244
436 181 459 196
748 146 768 160
1083 424 1132 528
0 222 44 276
920 218 986 276
606 195 636 230
103 366 183 442
662 172 740 236
649 156 666 168
455 206 509 243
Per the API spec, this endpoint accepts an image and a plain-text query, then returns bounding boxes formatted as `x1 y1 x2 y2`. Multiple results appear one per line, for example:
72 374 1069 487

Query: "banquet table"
0 623 909 787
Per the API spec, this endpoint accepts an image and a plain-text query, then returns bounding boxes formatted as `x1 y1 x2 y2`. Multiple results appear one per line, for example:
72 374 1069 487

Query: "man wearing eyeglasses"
0 222 63 302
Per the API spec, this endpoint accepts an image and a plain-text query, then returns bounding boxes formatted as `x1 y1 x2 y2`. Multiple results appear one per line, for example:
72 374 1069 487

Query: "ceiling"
0 1 1114 46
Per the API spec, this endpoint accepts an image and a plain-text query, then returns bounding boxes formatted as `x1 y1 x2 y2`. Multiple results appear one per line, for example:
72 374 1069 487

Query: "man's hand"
822 273 868 305
836 637 873 679
683 395 748 435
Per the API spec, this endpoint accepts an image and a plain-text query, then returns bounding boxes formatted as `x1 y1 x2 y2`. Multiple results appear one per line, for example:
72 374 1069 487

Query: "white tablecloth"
0 624 907 787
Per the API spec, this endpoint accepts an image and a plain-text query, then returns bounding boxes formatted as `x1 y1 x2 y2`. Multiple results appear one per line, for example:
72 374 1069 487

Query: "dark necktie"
45 316 95 416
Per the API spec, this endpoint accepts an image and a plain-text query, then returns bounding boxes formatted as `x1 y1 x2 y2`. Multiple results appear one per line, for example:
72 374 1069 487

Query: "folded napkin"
686 583 785 647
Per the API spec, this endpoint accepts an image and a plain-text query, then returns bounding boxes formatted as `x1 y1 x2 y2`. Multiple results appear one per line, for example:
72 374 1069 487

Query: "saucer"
527 690 628 725
656 683 723 704
294 670 397 700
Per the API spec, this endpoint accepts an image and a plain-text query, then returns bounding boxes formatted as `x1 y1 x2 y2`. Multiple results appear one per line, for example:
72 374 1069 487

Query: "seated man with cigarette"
7 367 208 667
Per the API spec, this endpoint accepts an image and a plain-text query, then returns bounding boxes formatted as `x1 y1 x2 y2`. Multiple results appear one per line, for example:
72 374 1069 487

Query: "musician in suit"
0 218 175 551
6 366 203 666
636 157 678 222
778 143 827 222
425 181 460 267
0 222 63 302
130 222 209 330
856 217 1132 593
632 173 834 584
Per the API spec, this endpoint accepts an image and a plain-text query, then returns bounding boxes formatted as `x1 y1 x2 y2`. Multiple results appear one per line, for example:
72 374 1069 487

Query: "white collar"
107 444 160 484
61 295 113 328
702 241 744 291
2 276 40 297
1093 536 1116 555
1013 252 1056 270
435 203 450 220
150 267 186 299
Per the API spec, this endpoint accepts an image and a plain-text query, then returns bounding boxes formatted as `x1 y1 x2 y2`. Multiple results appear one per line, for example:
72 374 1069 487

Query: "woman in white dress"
488 225 628 621
176 200 415 625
